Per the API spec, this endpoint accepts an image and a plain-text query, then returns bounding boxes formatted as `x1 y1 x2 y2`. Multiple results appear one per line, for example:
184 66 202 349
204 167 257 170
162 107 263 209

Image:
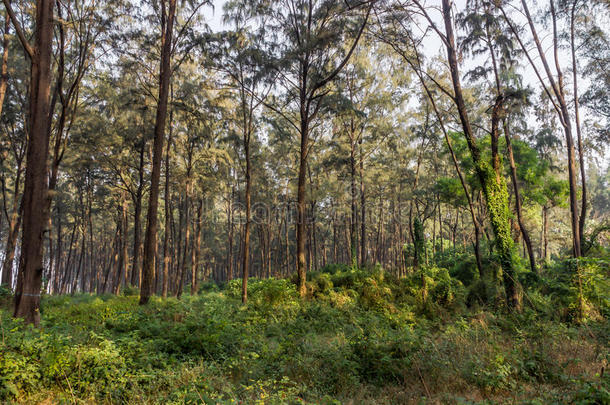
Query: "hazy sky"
206 0 228 32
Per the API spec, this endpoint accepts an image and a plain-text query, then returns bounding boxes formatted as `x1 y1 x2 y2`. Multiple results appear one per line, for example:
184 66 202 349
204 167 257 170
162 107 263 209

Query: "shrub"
319 263 350 275
198 280 220 293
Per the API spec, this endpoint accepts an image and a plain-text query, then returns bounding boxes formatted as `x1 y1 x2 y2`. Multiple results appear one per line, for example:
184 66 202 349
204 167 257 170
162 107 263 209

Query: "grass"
0 267 608 404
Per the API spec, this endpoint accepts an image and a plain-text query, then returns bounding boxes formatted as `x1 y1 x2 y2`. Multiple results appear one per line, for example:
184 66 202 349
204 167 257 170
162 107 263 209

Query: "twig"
414 361 431 398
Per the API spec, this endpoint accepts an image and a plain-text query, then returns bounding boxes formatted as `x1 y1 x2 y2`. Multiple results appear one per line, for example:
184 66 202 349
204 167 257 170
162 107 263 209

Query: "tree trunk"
296 112 309 297
503 120 536 272
177 183 190 298
442 0 519 310
349 128 357 268
9 0 54 325
192 199 203 295
570 1 586 244
60 216 78 294
506 0 581 257
140 0 177 305
162 107 173 298
227 181 234 281
359 138 366 266
1 208 21 288
131 142 145 286
0 11 9 114
115 192 128 295
542 206 549 262
241 134 251 304
52 204 62 293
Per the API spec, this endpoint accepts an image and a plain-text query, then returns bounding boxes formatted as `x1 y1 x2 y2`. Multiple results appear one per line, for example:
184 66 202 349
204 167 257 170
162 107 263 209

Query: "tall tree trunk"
0 15 11 287
349 127 357 268
191 199 202 295
177 183 190 298
226 181 234 281
542 206 549 262
8 0 54 325
140 0 177 304
52 204 62 293
1 207 21 288
296 112 309 297
0 11 9 114
570 0 586 243
131 142 145 286
60 216 77 294
483 10 535 275
359 138 366 266
441 0 519 310
503 120 536 272
161 107 173 298
115 192 128 295
241 133 251 304
174 194 183 291
503 0 581 257
74 231 85 294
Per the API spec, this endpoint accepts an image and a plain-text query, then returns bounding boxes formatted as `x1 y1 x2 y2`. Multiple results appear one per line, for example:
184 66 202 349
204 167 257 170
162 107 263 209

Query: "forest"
0 0 608 403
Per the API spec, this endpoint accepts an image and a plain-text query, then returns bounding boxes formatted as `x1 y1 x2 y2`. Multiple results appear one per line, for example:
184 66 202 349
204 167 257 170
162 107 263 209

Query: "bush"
122 285 139 296
319 263 350 275
198 280 220 293
0 284 12 298
0 258 607 404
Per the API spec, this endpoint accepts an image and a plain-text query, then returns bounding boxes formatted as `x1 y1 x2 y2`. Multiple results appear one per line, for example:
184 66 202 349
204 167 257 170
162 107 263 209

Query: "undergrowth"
0 258 608 404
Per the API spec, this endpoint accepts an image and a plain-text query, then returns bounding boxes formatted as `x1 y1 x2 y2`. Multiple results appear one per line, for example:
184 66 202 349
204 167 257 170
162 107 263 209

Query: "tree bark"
349 123 357 268
131 142 145 286
191 199 202 295
140 0 177 305
161 107 173 298
441 0 519 310
503 120 536 272
226 180 234 281
359 138 366 266
570 0 586 244
503 0 581 257
296 108 309 296
1 203 21 287
115 192 129 295
241 131 251 304
8 0 54 325
0 11 9 117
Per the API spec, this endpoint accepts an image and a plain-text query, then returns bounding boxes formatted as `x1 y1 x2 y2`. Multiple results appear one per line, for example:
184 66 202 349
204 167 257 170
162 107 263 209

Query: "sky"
206 0 228 32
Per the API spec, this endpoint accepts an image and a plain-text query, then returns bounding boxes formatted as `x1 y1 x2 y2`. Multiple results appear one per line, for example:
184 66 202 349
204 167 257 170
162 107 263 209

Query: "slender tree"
3 0 54 324
140 0 177 304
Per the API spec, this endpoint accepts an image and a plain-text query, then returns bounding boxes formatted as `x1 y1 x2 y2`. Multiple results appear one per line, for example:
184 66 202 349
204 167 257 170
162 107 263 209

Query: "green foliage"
0 284 12 298
198 281 220 293
530 257 610 321
122 285 140 296
1 260 608 403
413 217 425 266
318 263 351 275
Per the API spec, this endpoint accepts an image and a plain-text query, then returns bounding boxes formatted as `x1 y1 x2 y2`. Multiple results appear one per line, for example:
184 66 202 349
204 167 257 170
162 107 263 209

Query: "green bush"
198 280 220 293
0 259 607 404
319 263 350 275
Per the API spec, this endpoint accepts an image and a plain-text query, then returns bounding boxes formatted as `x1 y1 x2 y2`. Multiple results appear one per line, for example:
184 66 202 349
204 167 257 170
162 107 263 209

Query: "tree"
246 0 373 296
458 0 537 273
140 0 177 304
3 0 54 325
500 0 582 257
216 5 271 303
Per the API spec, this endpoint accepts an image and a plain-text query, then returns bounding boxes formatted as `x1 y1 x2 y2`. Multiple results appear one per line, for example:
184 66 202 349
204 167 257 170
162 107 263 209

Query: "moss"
475 160 520 309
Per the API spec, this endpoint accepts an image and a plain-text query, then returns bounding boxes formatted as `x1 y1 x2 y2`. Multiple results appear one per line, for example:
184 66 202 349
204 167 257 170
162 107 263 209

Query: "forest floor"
0 269 608 404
